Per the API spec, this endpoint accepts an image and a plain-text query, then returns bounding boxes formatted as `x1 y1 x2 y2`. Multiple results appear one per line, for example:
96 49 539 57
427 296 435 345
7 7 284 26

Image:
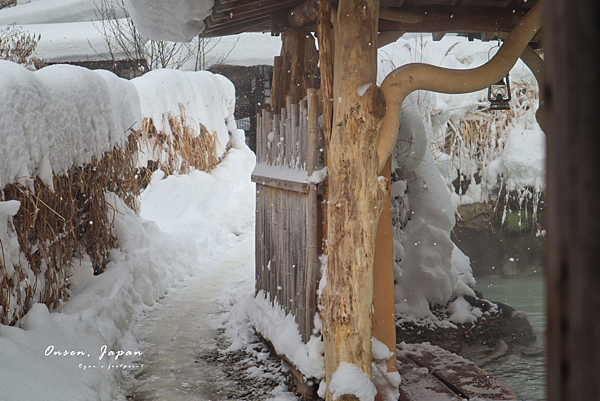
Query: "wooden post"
372 156 397 398
545 1 600 400
320 1 386 400
317 0 333 256
278 29 319 107
272 56 283 112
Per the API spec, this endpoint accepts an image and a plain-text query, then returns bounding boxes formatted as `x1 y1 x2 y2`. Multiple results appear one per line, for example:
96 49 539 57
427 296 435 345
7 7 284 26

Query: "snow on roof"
124 0 213 42
0 0 118 25
14 20 132 62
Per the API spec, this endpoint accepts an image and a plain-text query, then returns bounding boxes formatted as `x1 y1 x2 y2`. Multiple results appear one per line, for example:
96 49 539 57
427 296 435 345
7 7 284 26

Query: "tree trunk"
320 1 386 400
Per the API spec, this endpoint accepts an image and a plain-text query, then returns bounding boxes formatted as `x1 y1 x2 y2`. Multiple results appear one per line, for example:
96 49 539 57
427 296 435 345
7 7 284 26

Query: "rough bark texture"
320 1 386 400
545 1 600 400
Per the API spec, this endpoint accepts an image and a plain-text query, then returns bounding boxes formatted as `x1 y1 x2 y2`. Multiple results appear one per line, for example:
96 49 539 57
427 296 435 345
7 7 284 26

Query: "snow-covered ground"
0 58 257 400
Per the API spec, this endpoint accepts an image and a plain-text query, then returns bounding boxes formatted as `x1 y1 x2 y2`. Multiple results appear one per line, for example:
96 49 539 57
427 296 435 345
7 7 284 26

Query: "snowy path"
123 229 255 400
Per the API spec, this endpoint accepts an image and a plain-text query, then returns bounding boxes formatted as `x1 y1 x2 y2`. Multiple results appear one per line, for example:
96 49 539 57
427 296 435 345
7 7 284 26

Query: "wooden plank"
378 6 530 33
257 332 317 399
317 0 333 258
406 346 520 400
290 103 299 166
255 183 263 295
272 113 280 164
545 1 600 400
397 356 463 401
305 88 319 344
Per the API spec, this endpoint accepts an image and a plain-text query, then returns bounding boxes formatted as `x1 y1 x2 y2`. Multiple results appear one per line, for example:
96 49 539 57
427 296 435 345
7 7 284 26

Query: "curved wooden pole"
376 1 543 173
520 44 546 132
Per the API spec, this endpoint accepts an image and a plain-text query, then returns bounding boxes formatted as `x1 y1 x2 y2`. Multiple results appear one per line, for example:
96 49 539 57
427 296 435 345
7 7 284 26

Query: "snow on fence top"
0 61 140 190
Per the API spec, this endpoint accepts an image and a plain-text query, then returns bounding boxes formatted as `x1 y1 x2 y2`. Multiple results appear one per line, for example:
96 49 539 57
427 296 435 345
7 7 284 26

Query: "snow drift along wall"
0 61 237 326
0 61 141 326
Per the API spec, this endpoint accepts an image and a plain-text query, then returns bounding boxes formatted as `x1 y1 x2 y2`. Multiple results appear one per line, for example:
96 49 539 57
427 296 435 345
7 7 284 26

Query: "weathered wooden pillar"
545 1 600 400
320 1 386 400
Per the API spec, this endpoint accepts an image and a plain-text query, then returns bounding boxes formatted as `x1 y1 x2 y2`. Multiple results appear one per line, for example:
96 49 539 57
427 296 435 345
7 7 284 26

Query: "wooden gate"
251 90 321 343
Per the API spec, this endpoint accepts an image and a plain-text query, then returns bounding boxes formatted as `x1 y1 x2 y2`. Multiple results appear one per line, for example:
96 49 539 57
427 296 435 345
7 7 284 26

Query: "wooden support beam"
320 1 387 400
372 157 398 400
274 30 319 110
545 1 600 400
378 6 531 33
317 0 333 256
289 0 319 29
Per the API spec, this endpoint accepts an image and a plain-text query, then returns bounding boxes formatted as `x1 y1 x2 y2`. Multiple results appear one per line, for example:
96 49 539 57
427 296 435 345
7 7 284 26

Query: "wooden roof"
199 0 540 39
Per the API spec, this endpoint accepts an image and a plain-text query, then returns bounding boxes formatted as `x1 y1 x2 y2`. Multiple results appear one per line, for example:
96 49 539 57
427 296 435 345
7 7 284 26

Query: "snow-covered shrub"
132 69 236 187
0 62 140 325
0 23 45 69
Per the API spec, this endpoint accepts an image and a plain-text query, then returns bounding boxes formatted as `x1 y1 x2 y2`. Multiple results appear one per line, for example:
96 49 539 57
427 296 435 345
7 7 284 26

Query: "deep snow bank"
0 62 253 400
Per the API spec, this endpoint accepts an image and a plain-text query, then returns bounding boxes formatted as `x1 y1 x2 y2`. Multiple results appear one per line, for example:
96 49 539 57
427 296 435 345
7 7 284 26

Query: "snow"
371 338 401 401
11 20 134 62
0 61 139 190
308 166 328 184
132 69 236 160
496 127 545 192
329 363 377 401
252 163 310 184
0 0 109 25
0 49 256 399
227 290 326 380
183 33 282 68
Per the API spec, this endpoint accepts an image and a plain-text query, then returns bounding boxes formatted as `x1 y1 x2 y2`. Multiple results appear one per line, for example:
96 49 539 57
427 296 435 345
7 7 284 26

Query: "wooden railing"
251 90 321 343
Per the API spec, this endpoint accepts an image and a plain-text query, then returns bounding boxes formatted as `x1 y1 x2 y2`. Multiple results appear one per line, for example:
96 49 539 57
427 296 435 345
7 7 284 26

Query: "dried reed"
0 132 139 326
137 103 230 188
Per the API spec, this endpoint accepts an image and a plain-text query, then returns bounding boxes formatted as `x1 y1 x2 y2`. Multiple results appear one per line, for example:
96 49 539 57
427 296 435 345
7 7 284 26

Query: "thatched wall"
0 133 139 326
1 114 226 326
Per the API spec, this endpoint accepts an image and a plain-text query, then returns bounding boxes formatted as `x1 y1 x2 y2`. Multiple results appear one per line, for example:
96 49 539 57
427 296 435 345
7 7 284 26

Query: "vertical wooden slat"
272 114 280 165
280 106 288 165
317 0 333 260
272 55 283 113
305 88 320 341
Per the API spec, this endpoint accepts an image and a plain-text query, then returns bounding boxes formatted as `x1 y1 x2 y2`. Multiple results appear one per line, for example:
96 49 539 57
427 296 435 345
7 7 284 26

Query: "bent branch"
377 1 543 173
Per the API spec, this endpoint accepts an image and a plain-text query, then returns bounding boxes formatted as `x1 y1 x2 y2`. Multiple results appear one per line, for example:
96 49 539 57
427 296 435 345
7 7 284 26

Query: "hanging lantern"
488 74 511 111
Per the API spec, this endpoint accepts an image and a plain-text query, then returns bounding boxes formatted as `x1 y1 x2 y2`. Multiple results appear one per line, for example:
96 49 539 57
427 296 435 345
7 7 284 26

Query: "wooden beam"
289 0 319 29
379 8 423 24
210 0 299 23
545 0 600 400
201 17 270 36
321 1 387 400
251 173 311 193
378 6 530 33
